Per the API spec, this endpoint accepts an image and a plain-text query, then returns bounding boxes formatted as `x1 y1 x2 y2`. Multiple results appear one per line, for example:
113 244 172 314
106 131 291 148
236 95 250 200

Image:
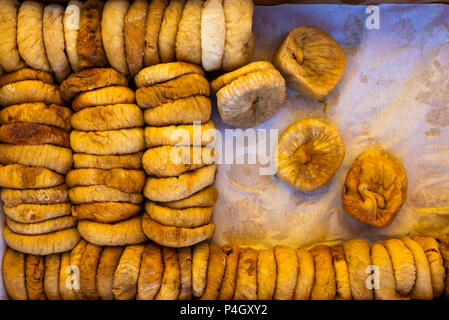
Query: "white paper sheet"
211 4 449 249
1 3 448 299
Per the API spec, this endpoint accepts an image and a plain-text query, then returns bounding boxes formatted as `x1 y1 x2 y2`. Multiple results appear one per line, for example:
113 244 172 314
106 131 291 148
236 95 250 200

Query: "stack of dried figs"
135 62 218 248
61 68 148 247
0 69 79 256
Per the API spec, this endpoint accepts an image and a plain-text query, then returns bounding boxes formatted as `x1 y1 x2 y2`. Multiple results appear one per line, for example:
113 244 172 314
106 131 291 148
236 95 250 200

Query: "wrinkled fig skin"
342 149 407 228
272 26 346 100
275 118 345 191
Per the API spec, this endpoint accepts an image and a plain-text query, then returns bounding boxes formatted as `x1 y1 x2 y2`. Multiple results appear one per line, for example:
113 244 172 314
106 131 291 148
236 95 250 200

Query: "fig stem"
295 148 311 165
293 47 304 64
358 184 386 209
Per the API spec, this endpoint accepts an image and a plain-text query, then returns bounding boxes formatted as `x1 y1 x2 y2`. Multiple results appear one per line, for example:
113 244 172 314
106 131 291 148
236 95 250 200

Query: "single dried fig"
275 118 345 191
273 26 346 100
216 67 286 127
342 149 407 228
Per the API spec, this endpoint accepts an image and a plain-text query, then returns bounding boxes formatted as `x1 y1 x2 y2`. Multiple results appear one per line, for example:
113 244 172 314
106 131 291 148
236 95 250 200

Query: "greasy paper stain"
227 164 278 193
425 128 441 137
410 186 449 208
223 220 267 246
426 107 449 128
341 14 364 56
359 73 369 83
320 90 340 114
393 17 417 43
416 44 449 108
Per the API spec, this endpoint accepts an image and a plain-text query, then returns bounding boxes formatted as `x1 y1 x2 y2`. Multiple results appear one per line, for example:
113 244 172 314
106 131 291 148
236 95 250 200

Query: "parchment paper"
211 4 449 249
1 3 448 299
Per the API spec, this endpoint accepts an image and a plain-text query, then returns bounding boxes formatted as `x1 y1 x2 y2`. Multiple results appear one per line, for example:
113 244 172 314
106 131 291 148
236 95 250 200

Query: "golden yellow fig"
155 247 180 300
256 249 276 300
234 247 258 300
293 249 314 300
192 242 209 297
175 0 202 65
145 201 213 228
382 239 416 297
96 246 124 300
330 246 352 300
25 254 46 300
1 185 68 208
370 243 402 300
142 213 215 248
136 242 163 300
412 236 446 298
275 118 345 191
218 243 240 300
343 239 373 300
135 61 204 88
161 186 218 209
342 149 407 228
201 244 226 300
178 246 193 300
0 80 64 107
70 104 144 131
113 244 145 300
0 164 65 189
79 243 102 300
273 246 298 300
216 68 285 127
6 215 77 235
77 216 147 246
72 86 135 111
309 245 336 300
0 68 53 87
3 226 80 255
211 61 274 94
2 248 28 300
72 202 141 224
400 237 433 300
436 235 449 298
0 102 72 131
60 68 127 102
67 168 146 194
73 152 143 170
273 25 346 100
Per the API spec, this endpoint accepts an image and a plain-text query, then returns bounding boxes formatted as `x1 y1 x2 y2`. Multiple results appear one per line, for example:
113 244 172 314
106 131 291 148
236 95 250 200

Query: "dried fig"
272 26 346 100
218 244 240 300
256 249 276 300
293 249 314 300
192 242 209 297
135 61 204 88
273 245 298 300
141 213 215 248
275 118 345 191
177 246 193 300
234 247 258 300
201 244 226 300
216 67 286 127
155 247 180 300
342 149 407 228
2 248 28 300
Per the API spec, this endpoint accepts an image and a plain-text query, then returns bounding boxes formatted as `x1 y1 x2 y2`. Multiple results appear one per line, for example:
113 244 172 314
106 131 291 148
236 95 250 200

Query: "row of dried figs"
275 118 407 228
0 0 254 81
3 235 449 300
